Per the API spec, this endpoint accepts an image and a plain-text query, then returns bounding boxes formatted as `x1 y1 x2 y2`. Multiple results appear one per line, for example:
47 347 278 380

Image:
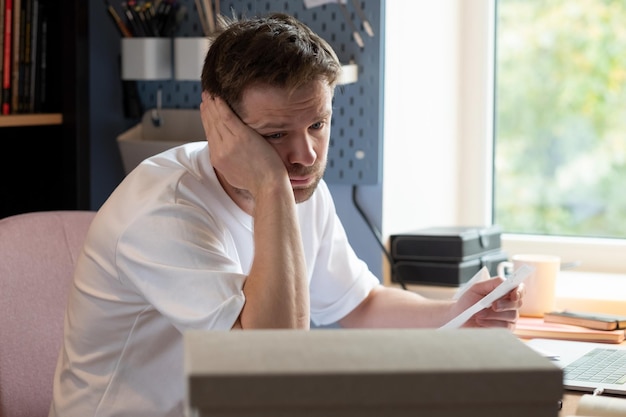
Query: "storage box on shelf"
388 225 507 288
116 109 205 175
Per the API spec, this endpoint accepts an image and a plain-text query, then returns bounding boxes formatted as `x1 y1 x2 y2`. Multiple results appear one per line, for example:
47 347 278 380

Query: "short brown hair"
201 13 341 110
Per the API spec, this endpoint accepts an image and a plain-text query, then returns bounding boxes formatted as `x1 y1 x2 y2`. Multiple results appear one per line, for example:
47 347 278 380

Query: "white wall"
383 1 462 237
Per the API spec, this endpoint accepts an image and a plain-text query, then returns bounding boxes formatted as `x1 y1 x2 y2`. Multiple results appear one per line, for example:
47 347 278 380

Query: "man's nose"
288 135 317 166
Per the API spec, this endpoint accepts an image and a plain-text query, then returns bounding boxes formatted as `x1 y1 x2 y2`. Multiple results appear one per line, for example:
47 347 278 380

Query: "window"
491 0 626 273
494 0 626 240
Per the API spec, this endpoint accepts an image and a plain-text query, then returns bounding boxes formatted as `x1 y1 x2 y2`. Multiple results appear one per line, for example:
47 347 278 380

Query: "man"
49 13 523 417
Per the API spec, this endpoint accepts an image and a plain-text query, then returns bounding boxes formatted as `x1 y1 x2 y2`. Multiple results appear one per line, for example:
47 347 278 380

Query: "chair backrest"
0 210 96 417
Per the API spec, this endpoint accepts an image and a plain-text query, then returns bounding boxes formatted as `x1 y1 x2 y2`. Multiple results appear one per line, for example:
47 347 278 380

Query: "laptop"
527 338 626 396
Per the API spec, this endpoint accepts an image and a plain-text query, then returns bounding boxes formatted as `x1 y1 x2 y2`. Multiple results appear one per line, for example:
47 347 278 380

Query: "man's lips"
290 176 312 187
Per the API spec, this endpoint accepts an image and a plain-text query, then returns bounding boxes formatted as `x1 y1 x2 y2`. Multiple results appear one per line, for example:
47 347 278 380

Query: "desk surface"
560 393 581 416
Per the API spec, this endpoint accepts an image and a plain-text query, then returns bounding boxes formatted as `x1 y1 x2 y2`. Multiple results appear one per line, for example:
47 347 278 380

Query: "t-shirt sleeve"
115 204 246 332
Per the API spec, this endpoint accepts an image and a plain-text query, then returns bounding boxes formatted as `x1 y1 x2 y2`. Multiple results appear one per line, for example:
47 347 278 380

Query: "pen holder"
173 37 211 81
121 38 172 80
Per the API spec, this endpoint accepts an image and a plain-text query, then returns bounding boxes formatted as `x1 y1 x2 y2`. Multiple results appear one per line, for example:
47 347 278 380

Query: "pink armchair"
0 210 95 417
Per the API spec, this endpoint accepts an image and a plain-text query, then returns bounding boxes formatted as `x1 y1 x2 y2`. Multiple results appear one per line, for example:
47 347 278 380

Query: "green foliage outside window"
494 0 626 238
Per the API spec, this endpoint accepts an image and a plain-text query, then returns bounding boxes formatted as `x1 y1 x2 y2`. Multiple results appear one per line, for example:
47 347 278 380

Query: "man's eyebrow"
310 110 333 123
255 112 332 130
319 110 332 119
255 121 288 129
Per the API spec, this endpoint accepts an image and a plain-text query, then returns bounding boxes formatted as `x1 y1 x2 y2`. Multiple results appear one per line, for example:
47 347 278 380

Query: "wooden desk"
559 393 582 416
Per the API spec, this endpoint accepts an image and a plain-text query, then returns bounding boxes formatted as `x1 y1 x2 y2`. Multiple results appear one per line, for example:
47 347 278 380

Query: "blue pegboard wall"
136 0 384 185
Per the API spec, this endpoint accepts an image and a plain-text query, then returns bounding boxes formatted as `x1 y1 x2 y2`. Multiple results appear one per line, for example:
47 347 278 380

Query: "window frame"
458 0 626 274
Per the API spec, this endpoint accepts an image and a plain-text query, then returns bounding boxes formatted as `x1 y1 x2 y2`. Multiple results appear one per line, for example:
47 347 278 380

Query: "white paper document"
452 266 491 301
439 265 534 330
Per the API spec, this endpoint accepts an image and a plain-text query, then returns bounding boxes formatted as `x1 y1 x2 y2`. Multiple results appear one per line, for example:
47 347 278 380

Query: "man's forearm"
239 182 310 329
339 285 455 329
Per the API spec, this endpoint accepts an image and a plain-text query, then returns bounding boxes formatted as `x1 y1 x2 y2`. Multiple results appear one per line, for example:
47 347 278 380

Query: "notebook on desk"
527 338 626 396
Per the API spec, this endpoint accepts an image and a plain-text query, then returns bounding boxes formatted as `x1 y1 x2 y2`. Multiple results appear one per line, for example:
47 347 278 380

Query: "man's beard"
292 173 322 203
289 161 326 203
231 161 326 204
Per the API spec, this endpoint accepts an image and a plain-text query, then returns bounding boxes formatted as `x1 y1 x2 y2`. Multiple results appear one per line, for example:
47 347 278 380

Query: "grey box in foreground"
184 328 563 417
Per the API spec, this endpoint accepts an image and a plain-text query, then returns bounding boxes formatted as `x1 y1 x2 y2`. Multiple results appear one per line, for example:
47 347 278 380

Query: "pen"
136 2 157 37
142 2 160 37
202 0 216 34
350 0 374 37
133 2 153 37
153 0 168 35
159 1 184 37
338 2 364 49
105 1 133 38
195 0 210 36
122 1 144 36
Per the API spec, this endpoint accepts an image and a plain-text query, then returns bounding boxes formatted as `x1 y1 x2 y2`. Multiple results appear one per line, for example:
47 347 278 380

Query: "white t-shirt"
49 142 380 417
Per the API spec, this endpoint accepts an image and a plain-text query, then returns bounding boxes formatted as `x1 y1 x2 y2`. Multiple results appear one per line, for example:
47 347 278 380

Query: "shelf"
0 1 89 219
0 114 63 128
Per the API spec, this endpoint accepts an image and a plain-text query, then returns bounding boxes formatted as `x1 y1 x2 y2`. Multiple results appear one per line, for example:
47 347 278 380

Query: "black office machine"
389 225 508 287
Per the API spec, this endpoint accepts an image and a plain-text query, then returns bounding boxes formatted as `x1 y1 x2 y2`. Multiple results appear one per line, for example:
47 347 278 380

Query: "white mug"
497 254 560 318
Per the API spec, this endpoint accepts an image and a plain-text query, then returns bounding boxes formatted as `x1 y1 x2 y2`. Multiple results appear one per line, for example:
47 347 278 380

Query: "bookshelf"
0 0 88 218
0 112 61 126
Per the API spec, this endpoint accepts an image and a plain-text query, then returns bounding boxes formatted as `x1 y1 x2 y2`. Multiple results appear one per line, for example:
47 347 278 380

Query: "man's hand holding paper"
441 265 532 330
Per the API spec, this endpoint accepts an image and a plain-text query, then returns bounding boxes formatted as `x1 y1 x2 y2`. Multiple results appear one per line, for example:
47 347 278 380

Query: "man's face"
238 80 333 203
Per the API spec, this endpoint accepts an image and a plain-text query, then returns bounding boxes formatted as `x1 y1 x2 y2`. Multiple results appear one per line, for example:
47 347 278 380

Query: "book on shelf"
17 0 31 113
33 0 45 112
514 317 626 344
2 0 12 114
1 0 50 115
10 0 19 113
0 0 5 98
14 0 31 113
26 0 37 112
